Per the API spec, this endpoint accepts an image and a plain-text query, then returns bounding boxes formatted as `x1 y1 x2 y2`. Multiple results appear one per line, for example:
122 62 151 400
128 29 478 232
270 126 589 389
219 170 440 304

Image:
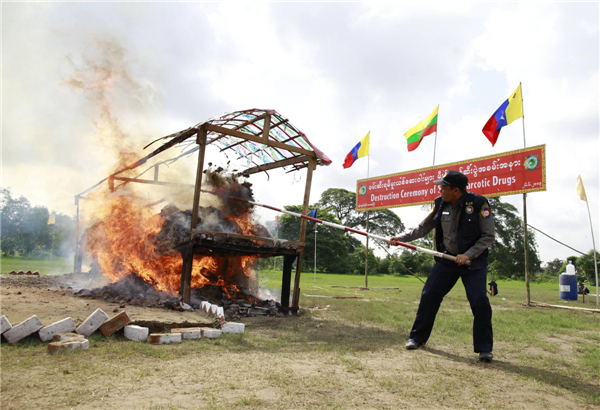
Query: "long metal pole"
245 199 470 266
520 82 531 306
273 220 278 281
365 145 370 288
365 212 370 288
432 104 439 166
585 200 599 308
74 196 81 273
314 225 317 284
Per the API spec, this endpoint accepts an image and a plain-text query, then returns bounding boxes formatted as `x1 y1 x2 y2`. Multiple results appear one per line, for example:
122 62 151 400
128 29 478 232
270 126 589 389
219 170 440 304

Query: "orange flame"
85 190 260 297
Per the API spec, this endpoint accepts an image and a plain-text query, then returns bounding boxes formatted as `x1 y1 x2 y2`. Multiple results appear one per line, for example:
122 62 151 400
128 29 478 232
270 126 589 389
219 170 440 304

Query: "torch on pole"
240 198 471 267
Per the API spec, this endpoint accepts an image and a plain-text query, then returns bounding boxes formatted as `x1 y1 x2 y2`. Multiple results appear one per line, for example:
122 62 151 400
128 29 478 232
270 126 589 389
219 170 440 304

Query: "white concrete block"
76 308 109 337
222 322 245 334
216 307 224 320
210 305 218 316
171 327 202 340
148 333 182 344
1 315 12 334
200 328 222 339
38 317 76 342
48 338 89 354
3 315 43 343
124 325 149 342
204 303 212 314
53 332 83 342
201 301 210 312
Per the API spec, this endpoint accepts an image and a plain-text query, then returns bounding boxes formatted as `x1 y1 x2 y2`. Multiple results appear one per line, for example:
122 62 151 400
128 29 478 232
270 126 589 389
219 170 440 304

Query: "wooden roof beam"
204 123 317 158
112 176 195 188
243 155 311 176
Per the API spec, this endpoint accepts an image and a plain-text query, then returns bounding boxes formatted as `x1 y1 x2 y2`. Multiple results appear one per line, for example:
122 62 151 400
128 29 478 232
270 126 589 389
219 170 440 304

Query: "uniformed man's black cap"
433 170 468 189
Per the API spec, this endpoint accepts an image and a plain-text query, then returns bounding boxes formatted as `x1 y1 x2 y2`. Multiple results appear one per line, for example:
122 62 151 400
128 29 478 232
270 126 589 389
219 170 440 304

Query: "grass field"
1 268 599 409
0 255 73 275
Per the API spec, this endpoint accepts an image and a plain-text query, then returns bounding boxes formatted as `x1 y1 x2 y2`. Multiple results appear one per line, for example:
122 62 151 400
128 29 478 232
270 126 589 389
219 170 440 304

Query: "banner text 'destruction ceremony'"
356 145 546 211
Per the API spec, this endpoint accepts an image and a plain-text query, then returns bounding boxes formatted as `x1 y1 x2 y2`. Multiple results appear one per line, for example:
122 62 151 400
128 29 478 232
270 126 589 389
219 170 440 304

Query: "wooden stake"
181 126 208 304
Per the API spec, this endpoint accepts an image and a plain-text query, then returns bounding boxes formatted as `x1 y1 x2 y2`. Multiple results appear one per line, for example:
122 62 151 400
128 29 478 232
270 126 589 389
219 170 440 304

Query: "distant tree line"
0 188 75 258
3 186 596 285
541 252 598 286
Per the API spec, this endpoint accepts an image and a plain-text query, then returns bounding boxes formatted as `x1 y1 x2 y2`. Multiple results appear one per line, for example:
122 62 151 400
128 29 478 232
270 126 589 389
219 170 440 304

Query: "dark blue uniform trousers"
409 260 493 353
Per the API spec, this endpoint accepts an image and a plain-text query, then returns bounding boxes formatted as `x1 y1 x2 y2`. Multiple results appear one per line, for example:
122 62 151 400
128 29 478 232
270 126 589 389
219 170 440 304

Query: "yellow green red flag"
404 106 438 152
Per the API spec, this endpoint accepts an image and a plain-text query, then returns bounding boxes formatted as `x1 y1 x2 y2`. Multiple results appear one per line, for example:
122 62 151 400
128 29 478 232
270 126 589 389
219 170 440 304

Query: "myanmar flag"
343 132 370 169
404 106 438 152
482 84 523 147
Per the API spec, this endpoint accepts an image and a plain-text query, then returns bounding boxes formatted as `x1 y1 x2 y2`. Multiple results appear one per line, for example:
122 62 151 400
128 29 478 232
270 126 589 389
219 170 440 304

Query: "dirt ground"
1 274 598 410
0 273 213 327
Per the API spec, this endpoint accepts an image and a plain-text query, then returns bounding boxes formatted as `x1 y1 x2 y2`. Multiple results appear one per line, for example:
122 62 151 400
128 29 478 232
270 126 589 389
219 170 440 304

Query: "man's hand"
390 237 400 246
455 254 470 266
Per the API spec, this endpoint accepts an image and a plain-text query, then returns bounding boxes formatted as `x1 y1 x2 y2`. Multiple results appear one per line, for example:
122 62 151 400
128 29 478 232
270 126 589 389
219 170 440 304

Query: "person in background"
578 280 590 295
390 170 495 363
488 280 498 296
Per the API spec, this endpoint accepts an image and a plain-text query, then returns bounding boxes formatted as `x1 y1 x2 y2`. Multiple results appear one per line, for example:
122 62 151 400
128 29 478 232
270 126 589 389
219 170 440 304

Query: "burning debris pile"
74 272 283 319
153 202 272 255
75 272 177 309
77 169 287 316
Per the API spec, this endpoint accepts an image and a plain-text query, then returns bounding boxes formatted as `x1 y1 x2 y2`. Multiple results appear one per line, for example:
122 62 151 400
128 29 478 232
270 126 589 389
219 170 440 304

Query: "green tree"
543 258 563 277
279 205 358 273
487 197 542 279
24 206 51 255
1 188 36 255
396 248 434 277
387 230 434 277
576 251 599 286
317 188 356 222
379 255 391 274
317 188 405 238
1 188 75 257
350 246 380 275
49 213 76 257
277 187 407 274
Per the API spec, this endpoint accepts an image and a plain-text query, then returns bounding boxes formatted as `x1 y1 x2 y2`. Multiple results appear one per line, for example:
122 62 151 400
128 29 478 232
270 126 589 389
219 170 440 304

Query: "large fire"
84 172 263 297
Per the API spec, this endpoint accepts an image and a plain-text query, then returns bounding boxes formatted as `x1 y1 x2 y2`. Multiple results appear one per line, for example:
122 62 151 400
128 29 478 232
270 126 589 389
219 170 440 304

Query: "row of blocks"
201 301 225 321
1 309 245 349
0 309 130 344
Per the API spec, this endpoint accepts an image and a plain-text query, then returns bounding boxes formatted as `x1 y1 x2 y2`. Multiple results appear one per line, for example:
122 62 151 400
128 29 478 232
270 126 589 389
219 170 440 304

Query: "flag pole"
274 218 278 281
585 199 599 308
520 82 531 306
365 133 371 289
314 223 318 284
430 105 439 264
432 104 439 166
579 176 599 308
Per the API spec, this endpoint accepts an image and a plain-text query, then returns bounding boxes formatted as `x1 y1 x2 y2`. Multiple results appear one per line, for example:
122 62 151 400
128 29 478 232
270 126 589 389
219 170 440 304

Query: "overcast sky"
2 2 598 265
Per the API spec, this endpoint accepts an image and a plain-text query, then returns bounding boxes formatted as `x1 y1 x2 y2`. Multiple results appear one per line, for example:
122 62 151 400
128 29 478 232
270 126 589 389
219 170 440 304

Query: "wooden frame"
74 109 329 312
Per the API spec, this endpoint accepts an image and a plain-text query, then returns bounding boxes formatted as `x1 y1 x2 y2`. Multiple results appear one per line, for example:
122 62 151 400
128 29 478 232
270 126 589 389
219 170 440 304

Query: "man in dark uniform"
390 170 495 362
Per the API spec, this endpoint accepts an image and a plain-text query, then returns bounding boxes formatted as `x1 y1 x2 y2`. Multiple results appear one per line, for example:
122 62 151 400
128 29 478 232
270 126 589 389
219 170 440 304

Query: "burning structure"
74 109 331 313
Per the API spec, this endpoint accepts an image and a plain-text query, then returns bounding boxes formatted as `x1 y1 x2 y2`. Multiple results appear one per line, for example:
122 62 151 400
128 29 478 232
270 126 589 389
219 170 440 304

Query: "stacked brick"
1 301 245 353
8 270 40 275
201 301 225 322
